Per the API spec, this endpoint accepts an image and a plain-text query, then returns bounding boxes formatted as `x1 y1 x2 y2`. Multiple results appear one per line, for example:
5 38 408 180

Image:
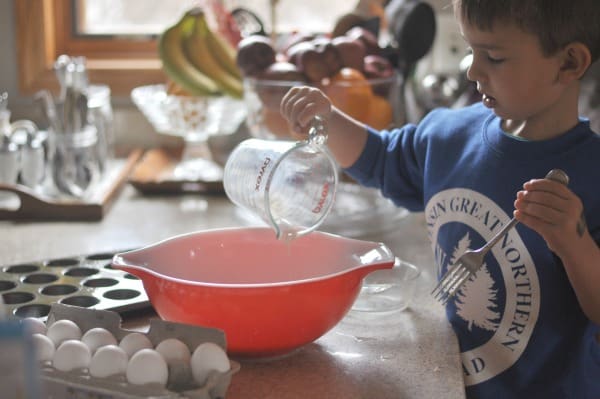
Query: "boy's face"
459 19 566 122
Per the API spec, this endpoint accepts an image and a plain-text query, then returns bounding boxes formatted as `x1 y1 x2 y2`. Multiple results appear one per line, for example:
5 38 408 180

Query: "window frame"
15 0 165 96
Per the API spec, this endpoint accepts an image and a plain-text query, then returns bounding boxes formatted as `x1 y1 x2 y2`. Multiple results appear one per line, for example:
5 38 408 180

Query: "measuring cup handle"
308 116 327 146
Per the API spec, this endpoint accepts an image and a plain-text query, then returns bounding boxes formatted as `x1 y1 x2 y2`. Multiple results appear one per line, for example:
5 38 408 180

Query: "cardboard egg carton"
41 303 240 399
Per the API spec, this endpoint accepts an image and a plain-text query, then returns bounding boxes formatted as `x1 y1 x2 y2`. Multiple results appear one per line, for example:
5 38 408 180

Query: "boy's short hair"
453 0 600 63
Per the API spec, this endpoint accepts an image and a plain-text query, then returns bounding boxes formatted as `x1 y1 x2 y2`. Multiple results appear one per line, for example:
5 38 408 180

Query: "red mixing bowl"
112 227 394 358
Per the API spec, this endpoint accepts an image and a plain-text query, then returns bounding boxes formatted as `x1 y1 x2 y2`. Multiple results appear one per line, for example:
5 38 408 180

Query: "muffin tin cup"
0 250 149 319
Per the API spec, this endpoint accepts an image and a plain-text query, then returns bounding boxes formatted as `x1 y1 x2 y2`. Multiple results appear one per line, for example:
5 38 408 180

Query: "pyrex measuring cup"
224 117 338 240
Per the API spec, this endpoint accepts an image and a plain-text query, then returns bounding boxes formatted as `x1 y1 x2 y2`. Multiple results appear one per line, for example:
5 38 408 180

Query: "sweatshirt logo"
425 188 540 386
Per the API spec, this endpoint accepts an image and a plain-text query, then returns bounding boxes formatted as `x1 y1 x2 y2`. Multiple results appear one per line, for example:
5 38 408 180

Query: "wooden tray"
128 148 224 195
0 150 142 221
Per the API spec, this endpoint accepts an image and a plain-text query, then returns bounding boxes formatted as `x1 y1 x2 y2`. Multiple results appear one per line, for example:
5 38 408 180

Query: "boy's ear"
559 42 591 81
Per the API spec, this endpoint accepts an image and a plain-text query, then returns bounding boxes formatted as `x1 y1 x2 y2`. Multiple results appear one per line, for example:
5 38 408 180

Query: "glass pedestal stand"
131 85 247 182
174 132 225 182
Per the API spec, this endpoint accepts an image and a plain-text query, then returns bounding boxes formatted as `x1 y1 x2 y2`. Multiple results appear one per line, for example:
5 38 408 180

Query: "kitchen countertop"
0 184 465 399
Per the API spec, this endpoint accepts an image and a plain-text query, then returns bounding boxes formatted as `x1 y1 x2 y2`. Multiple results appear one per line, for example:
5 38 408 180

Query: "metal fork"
431 169 569 304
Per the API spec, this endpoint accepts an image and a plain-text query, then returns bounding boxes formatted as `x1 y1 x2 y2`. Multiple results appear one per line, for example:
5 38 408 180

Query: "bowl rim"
131 83 247 102
243 72 400 88
112 226 395 289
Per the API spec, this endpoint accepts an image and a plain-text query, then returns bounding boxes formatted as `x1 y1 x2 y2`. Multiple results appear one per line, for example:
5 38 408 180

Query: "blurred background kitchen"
1 0 597 153
1 2 598 397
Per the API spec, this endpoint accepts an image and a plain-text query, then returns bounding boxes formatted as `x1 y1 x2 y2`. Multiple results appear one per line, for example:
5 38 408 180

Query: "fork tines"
431 263 475 304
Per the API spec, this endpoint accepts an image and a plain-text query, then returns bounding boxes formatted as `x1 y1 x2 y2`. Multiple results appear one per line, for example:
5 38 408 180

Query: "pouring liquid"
274 218 305 258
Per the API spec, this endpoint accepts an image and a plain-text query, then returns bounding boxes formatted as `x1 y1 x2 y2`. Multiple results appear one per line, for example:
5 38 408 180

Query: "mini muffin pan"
0 250 150 319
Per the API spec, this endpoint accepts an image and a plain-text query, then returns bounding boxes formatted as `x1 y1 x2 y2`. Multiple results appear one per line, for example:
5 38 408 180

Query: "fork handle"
479 169 569 255
479 217 519 254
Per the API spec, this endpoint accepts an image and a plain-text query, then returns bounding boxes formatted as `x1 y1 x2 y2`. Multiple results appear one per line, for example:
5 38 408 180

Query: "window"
73 0 353 36
74 0 198 35
15 0 354 96
16 0 162 96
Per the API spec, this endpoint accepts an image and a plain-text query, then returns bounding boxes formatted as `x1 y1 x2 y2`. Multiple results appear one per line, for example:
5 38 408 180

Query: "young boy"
280 0 600 397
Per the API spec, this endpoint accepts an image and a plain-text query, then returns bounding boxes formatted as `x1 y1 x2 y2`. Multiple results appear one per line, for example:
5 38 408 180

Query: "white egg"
81 327 117 354
126 348 168 386
53 339 91 372
119 332 153 358
190 342 230 386
46 319 82 347
32 333 55 363
22 317 46 335
155 338 191 364
89 345 128 378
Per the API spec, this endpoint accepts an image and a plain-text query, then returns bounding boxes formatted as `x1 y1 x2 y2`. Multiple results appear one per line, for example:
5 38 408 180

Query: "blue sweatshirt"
346 102 600 398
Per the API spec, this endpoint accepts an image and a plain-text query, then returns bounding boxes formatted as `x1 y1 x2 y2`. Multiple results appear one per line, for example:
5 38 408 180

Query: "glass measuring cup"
224 117 338 240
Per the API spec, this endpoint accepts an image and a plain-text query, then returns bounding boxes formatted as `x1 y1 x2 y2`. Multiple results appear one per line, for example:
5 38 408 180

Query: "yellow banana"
183 9 244 99
204 19 243 80
158 13 221 97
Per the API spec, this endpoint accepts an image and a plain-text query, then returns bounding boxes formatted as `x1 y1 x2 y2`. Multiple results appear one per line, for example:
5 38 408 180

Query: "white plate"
235 182 409 238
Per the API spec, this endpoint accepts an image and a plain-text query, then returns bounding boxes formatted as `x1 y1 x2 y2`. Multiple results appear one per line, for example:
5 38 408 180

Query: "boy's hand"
280 86 332 138
513 177 586 256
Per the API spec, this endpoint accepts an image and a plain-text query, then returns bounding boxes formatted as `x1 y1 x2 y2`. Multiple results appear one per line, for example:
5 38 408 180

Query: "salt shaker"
8 119 45 190
0 109 20 186
0 133 19 186
19 137 46 189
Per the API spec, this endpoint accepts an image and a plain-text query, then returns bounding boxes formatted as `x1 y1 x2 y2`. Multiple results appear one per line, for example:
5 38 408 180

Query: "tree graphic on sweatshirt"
451 233 501 332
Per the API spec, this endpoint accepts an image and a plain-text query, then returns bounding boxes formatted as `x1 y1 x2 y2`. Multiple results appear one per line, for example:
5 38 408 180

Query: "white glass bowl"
131 84 247 181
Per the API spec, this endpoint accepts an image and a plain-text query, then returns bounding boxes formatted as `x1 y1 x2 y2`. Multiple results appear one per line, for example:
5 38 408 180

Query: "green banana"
183 9 244 99
158 13 221 97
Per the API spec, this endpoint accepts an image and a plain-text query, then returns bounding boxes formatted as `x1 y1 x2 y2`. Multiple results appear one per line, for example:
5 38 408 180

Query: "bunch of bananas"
159 8 243 98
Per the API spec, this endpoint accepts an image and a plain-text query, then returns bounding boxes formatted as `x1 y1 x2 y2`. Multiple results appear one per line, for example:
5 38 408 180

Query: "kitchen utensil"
223 117 338 240
87 84 114 172
385 0 436 69
111 227 395 358
131 84 246 182
52 124 101 198
352 258 420 313
231 7 266 37
432 169 570 304
19 137 46 189
385 0 436 123
0 150 141 221
414 73 462 110
0 102 20 187
74 92 89 133
0 134 19 187
0 105 46 190
54 54 72 100
34 90 62 133
0 92 7 109
0 250 149 320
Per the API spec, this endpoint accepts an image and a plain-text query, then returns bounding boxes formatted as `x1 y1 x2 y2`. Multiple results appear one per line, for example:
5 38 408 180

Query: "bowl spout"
354 261 395 281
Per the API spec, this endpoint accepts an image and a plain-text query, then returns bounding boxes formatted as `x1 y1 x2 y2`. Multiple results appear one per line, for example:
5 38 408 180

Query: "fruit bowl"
243 71 403 139
112 227 395 358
